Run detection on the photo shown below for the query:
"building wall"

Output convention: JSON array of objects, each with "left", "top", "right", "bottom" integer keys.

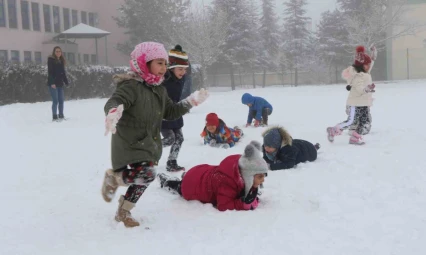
[
  {"left": 388, "top": 1, "right": 426, "bottom": 80},
  {"left": 0, "top": 0, "right": 128, "bottom": 66}
]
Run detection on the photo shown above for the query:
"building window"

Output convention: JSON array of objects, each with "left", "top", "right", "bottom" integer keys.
[
  {"left": 88, "top": 12, "right": 95, "bottom": 26},
  {"left": 91, "top": 54, "right": 97, "bottom": 64},
  {"left": 24, "top": 51, "right": 31, "bottom": 63},
  {"left": 7, "top": 0, "right": 17, "bottom": 28},
  {"left": 71, "top": 9, "right": 77, "bottom": 26},
  {"left": 81, "top": 11, "right": 87, "bottom": 24},
  {"left": 77, "top": 53, "right": 81, "bottom": 64},
  {"left": 67, "top": 52, "right": 75, "bottom": 65},
  {"left": 34, "top": 51, "right": 41, "bottom": 64},
  {"left": 0, "top": 50, "right": 8, "bottom": 62},
  {"left": 43, "top": 4, "right": 51, "bottom": 32},
  {"left": 31, "top": 2, "right": 40, "bottom": 31},
  {"left": 11, "top": 50, "right": 19, "bottom": 63},
  {"left": 0, "top": 0, "right": 6, "bottom": 27},
  {"left": 53, "top": 6, "right": 60, "bottom": 33},
  {"left": 83, "top": 54, "right": 89, "bottom": 64},
  {"left": 21, "top": 0, "right": 29, "bottom": 30},
  {"left": 63, "top": 8, "right": 70, "bottom": 30}
]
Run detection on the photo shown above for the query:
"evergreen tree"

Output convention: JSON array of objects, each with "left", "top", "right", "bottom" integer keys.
[{"left": 259, "top": 0, "right": 281, "bottom": 73}]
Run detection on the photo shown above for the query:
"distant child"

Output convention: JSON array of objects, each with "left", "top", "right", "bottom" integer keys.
[
  {"left": 158, "top": 141, "right": 268, "bottom": 211},
  {"left": 262, "top": 126, "right": 320, "bottom": 170},
  {"left": 201, "top": 113, "right": 243, "bottom": 149},
  {"left": 241, "top": 93, "right": 273, "bottom": 127},
  {"left": 327, "top": 46, "right": 376, "bottom": 145},
  {"left": 344, "top": 46, "right": 377, "bottom": 135},
  {"left": 161, "top": 45, "right": 189, "bottom": 172},
  {"left": 101, "top": 42, "right": 209, "bottom": 228}
]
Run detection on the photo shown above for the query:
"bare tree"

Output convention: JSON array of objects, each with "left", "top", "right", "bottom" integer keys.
[
  {"left": 168, "top": 4, "right": 229, "bottom": 88},
  {"left": 341, "top": 0, "right": 425, "bottom": 51}
]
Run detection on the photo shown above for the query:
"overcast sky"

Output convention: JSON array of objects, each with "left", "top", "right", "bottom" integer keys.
[{"left": 193, "top": 0, "right": 338, "bottom": 28}]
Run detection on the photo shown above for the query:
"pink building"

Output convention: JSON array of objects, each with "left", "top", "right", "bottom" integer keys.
[{"left": 0, "top": 0, "right": 128, "bottom": 66}]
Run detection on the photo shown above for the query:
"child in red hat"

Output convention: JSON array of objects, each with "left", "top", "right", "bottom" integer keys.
[{"left": 201, "top": 113, "right": 243, "bottom": 149}]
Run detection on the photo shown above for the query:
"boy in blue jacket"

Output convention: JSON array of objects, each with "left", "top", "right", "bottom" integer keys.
[{"left": 241, "top": 93, "right": 273, "bottom": 127}]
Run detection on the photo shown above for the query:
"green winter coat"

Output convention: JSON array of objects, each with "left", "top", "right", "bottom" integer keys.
[{"left": 104, "top": 73, "right": 191, "bottom": 170}]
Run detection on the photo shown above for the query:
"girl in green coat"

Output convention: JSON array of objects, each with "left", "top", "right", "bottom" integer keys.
[{"left": 101, "top": 42, "right": 209, "bottom": 228}]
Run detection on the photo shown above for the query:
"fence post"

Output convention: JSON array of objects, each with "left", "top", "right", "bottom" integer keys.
[{"left": 407, "top": 48, "right": 409, "bottom": 80}]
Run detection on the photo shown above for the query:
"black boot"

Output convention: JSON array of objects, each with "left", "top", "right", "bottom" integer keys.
[
  {"left": 166, "top": 160, "right": 185, "bottom": 172},
  {"left": 314, "top": 143, "right": 321, "bottom": 151},
  {"left": 58, "top": 114, "right": 66, "bottom": 121},
  {"left": 52, "top": 115, "right": 58, "bottom": 122}
]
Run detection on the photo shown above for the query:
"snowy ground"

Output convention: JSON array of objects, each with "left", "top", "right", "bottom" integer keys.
[{"left": 1, "top": 81, "right": 426, "bottom": 255}]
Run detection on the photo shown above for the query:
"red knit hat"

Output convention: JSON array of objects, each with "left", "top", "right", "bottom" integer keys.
[
  {"left": 206, "top": 113, "right": 219, "bottom": 127},
  {"left": 354, "top": 46, "right": 372, "bottom": 66}
]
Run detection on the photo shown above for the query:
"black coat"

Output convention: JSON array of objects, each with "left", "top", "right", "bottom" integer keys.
[
  {"left": 47, "top": 56, "right": 68, "bottom": 87},
  {"left": 161, "top": 70, "right": 185, "bottom": 130},
  {"left": 263, "top": 139, "right": 317, "bottom": 170}
]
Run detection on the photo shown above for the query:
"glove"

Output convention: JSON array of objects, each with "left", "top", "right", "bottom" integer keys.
[
  {"left": 209, "top": 139, "right": 217, "bottom": 147},
  {"left": 104, "top": 104, "right": 124, "bottom": 136},
  {"left": 245, "top": 123, "right": 251, "bottom": 127},
  {"left": 346, "top": 85, "right": 351, "bottom": 91},
  {"left": 370, "top": 45, "right": 377, "bottom": 61},
  {"left": 184, "top": 88, "right": 209, "bottom": 107},
  {"left": 254, "top": 120, "right": 260, "bottom": 127},
  {"left": 364, "top": 83, "right": 376, "bottom": 93},
  {"left": 220, "top": 144, "right": 230, "bottom": 149}
]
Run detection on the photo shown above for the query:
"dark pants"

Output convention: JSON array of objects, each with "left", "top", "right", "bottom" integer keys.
[
  {"left": 48, "top": 86, "right": 64, "bottom": 117},
  {"left": 161, "top": 128, "right": 184, "bottom": 161},
  {"left": 250, "top": 108, "right": 272, "bottom": 125},
  {"left": 114, "top": 162, "right": 156, "bottom": 203}
]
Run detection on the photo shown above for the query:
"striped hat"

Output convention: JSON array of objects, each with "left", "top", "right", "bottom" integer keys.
[{"left": 168, "top": 45, "right": 189, "bottom": 69}]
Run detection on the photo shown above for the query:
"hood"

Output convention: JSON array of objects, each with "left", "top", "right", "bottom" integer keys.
[
  {"left": 262, "top": 126, "right": 293, "bottom": 146},
  {"left": 112, "top": 72, "right": 145, "bottom": 86},
  {"left": 341, "top": 66, "right": 357, "bottom": 84},
  {"left": 241, "top": 93, "right": 254, "bottom": 104},
  {"left": 217, "top": 154, "right": 243, "bottom": 183}
]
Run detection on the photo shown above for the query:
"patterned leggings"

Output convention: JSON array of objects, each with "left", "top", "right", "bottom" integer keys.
[
  {"left": 115, "top": 162, "right": 156, "bottom": 203},
  {"left": 346, "top": 105, "right": 372, "bottom": 134},
  {"left": 337, "top": 106, "right": 370, "bottom": 135},
  {"left": 161, "top": 128, "right": 184, "bottom": 161}
]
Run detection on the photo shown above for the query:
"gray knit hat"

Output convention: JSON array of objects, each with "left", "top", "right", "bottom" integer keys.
[
  {"left": 238, "top": 141, "right": 269, "bottom": 196},
  {"left": 263, "top": 128, "right": 282, "bottom": 149}
]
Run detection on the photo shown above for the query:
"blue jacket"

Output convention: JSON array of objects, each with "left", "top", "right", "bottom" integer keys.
[{"left": 241, "top": 93, "right": 273, "bottom": 123}]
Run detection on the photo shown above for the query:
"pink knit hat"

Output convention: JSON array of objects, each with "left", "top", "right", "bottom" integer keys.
[{"left": 129, "top": 42, "right": 168, "bottom": 85}]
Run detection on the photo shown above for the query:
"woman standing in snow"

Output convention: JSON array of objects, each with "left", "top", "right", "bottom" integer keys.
[
  {"left": 158, "top": 141, "right": 268, "bottom": 211},
  {"left": 101, "top": 42, "right": 209, "bottom": 228},
  {"left": 327, "top": 46, "right": 376, "bottom": 145},
  {"left": 161, "top": 45, "right": 189, "bottom": 172},
  {"left": 47, "top": 46, "right": 69, "bottom": 121}
]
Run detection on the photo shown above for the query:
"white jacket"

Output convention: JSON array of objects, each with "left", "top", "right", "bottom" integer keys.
[{"left": 342, "top": 66, "right": 373, "bottom": 107}]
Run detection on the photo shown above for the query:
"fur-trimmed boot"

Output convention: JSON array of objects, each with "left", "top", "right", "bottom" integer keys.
[
  {"left": 101, "top": 169, "right": 128, "bottom": 202},
  {"left": 115, "top": 195, "right": 140, "bottom": 228},
  {"left": 349, "top": 131, "right": 365, "bottom": 145},
  {"left": 326, "top": 126, "right": 342, "bottom": 142}
]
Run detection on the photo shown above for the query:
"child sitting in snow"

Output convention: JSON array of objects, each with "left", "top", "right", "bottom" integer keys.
[
  {"left": 262, "top": 126, "right": 320, "bottom": 170},
  {"left": 241, "top": 93, "right": 273, "bottom": 127},
  {"left": 201, "top": 113, "right": 243, "bottom": 149},
  {"left": 158, "top": 141, "right": 268, "bottom": 211}
]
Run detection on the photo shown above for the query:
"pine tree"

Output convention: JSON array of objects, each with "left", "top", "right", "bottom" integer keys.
[
  {"left": 282, "top": 0, "right": 311, "bottom": 86},
  {"left": 258, "top": 0, "right": 281, "bottom": 87}
]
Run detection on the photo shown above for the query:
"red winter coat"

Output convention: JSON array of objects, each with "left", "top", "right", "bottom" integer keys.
[{"left": 181, "top": 154, "right": 259, "bottom": 211}]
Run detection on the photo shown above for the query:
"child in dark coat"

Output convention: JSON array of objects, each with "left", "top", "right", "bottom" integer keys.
[
  {"left": 262, "top": 127, "right": 320, "bottom": 170},
  {"left": 158, "top": 141, "right": 268, "bottom": 211},
  {"left": 201, "top": 113, "right": 243, "bottom": 149},
  {"left": 241, "top": 93, "right": 273, "bottom": 127},
  {"left": 161, "top": 45, "right": 189, "bottom": 172}
]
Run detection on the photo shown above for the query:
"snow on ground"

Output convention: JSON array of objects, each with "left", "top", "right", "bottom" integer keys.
[{"left": 1, "top": 81, "right": 426, "bottom": 255}]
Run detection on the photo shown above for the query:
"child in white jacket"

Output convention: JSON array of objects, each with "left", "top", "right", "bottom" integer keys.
[{"left": 327, "top": 46, "right": 376, "bottom": 145}]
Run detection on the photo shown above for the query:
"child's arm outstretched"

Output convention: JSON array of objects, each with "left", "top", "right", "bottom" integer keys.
[{"left": 164, "top": 89, "right": 209, "bottom": 120}]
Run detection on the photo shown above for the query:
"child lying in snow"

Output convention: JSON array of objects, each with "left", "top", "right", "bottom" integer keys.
[
  {"left": 200, "top": 113, "right": 243, "bottom": 149},
  {"left": 158, "top": 141, "right": 268, "bottom": 211}
]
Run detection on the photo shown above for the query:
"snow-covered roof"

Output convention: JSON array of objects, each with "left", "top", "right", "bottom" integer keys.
[{"left": 54, "top": 23, "right": 110, "bottom": 39}]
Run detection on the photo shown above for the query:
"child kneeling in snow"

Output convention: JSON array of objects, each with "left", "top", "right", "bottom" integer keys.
[
  {"left": 262, "top": 127, "right": 320, "bottom": 170},
  {"left": 327, "top": 46, "right": 375, "bottom": 145},
  {"left": 201, "top": 113, "right": 243, "bottom": 149},
  {"left": 158, "top": 141, "right": 268, "bottom": 211},
  {"left": 241, "top": 93, "right": 273, "bottom": 127}
]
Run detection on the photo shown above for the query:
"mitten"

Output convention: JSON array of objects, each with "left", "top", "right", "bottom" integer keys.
[
  {"left": 104, "top": 104, "right": 124, "bottom": 136},
  {"left": 184, "top": 88, "right": 209, "bottom": 107},
  {"left": 209, "top": 139, "right": 217, "bottom": 147},
  {"left": 346, "top": 85, "right": 351, "bottom": 91},
  {"left": 245, "top": 123, "right": 251, "bottom": 127},
  {"left": 370, "top": 46, "right": 378, "bottom": 61},
  {"left": 364, "top": 83, "right": 376, "bottom": 93},
  {"left": 254, "top": 120, "right": 260, "bottom": 127},
  {"left": 221, "top": 144, "right": 230, "bottom": 149}
]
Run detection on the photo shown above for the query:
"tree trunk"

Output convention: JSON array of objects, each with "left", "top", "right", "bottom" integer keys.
[
  {"left": 295, "top": 66, "right": 298, "bottom": 87},
  {"left": 230, "top": 63, "right": 235, "bottom": 91},
  {"left": 201, "top": 64, "right": 207, "bottom": 89},
  {"left": 262, "top": 69, "right": 266, "bottom": 88},
  {"left": 252, "top": 72, "right": 256, "bottom": 88},
  {"left": 281, "top": 66, "right": 285, "bottom": 86}
]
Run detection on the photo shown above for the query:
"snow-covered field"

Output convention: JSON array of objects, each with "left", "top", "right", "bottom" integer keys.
[{"left": 1, "top": 81, "right": 425, "bottom": 255}]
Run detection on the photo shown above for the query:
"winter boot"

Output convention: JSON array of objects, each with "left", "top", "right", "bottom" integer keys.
[
  {"left": 115, "top": 195, "right": 140, "bottom": 228},
  {"left": 166, "top": 160, "right": 185, "bottom": 172},
  {"left": 101, "top": 169, "right": 128, "bottom": 203},
  {"left": 52, "top": 115, "right": 58, "bottom": 122},
  {"left": 314, "top": 143, "right": 321, "bottom": 150},
  {"left": 58, "top": 114, "right": 66, "bottom": 121},
  {"left": 349, "top": 131, "right": 365, "bottom": 145},
  {"left": 157, "top": 173, "right": 180, "bottom": 188},
  {"left": 326, "top": 126, "right": 342, "bottom": 142}
]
